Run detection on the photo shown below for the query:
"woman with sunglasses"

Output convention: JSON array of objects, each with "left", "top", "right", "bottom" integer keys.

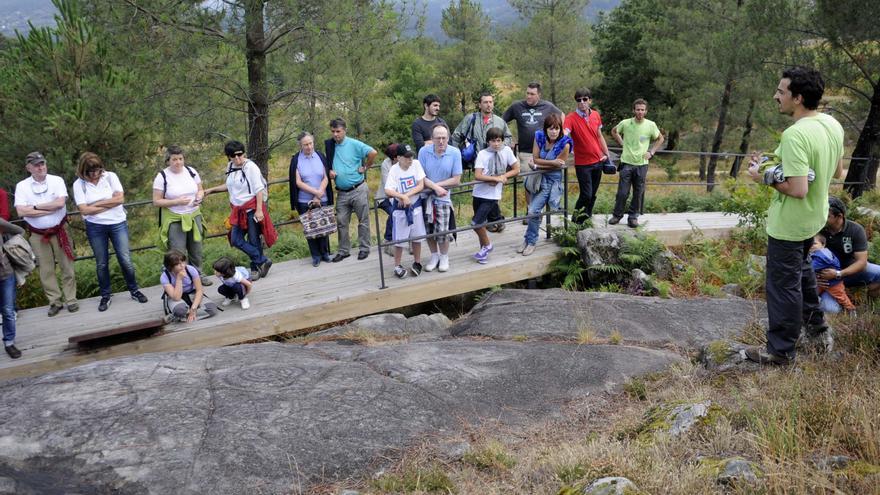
[
  {"left": 72, "top": 152, "right": 149, "bottom": 312},
  {"left": 14, "top": 151, "right": 78, "bottom": 316}
]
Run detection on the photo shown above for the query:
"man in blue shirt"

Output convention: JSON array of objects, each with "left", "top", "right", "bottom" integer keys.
[
  {"left": 325, "top": 118, "right": 377, "bottom": 261},
  {"left": 418, "top": 124, "right": 462, "bottom": 272}
]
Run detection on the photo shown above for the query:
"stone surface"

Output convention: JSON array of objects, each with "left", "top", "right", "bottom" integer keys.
[
  {"left": 668, "top": 402, "right": 710, "bottom": 437},
  {"left": 0, "top": 340, "right": 681, "bottom": 494},
  {"left": 720, "top": 283, "right": 743, "bottom": 298},
  {"left": 717, "top": 457, "right": 760, "bottom": 485},
  {"left": 450, "top": 289, "right": 765, "bottom": 348},
  {"left": 815, "top": 455, "right": 852, "bottom": 471},
  {"left": 699, "top": 340, "right": 762, "bottom": 372},
  {"left": 583, "top": 476, "right": 639, "bottom": 494},
  {"left": 313, "top": 312, "right": 451, "bottom": 338}
]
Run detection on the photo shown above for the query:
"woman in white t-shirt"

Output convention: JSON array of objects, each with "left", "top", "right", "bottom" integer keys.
[
  {"left": 73, "top": 152, "right": 148, "bottom": 312},
  {"left": 151, "top": 145, "right": 211, "bottom": 286}
]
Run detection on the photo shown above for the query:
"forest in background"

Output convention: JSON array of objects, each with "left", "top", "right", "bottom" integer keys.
[{"left": 0, "top": 0, "right": 877, "bottom": 199}]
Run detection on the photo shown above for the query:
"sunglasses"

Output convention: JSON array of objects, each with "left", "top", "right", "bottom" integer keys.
[
  {"left": 576, "top": 97, "right": 591, "bottom": 102},
  {"left": 228, "top": 151, "right": 245, "bottom": 158},
  {"left": 30, "top": 181, "right": 49, "bottom": 195}
]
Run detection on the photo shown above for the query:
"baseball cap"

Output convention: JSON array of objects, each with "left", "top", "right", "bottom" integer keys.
[
  {"left": 25, "top": 152, "right": 46, "bottom": 166},
  {"left": 397, "top": 144, "right": 414, "bottom": 158},
  {"left": 828, "top": 196, "right": 846, "bottom": 216}
]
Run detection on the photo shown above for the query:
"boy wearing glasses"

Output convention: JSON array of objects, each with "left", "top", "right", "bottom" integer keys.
[{"left": 14, "top": 152, "right": 78, "bottom": 316}]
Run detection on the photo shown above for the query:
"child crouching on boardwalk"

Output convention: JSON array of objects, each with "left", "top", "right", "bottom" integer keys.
[
  {"left": 161, "top": 249, "right": 217, "bottom": 323},
  {"left": 213, "top": 256, "right": 254, "bottom": 309}
]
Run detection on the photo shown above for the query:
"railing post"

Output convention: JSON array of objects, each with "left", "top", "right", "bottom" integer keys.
[
  {"left": 563, "top": 166, "right": 569, "bottom": 231},
  {"left": 513, "top": 175, "right": 518, "bottom": 219},
  {"left": 373, "top": 200, "right": 387, "bottom": 289}
]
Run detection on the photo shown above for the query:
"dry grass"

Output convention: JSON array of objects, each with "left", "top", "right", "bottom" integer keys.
[{"left": 323, "top": 311, "right": 880, "bottom": 495}]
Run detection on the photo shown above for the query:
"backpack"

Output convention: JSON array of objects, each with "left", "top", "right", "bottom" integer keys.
[
  {"left": 2, "top": 234, "right": 37, "bottom": 287},
  {"left": 226, "top": 161, "right": 269, "bottom": 202},
  {"left": 460, "top": 113, "right": 478, "bottom": 168},
  {"left": 160, "top": 265, "right": 199, "bottom": 316}
]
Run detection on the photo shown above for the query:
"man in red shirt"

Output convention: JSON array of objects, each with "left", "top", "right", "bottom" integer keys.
[{"left": 564, "top": 88, "right": 611, "bottom": 225}]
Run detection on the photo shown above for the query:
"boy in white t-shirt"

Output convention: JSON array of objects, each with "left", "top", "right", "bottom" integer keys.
[
  {"left": 472, "top": 127, "right": 519, "bottom": 264},
  {"left": 383, "top": 144, "right": 426, "bottom": 278}
]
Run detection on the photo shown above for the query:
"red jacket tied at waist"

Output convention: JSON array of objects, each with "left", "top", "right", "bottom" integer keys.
[
  {"left": 228, "top": 198, "right": 278, "bottom": 248},
  {"left": 26, "top": 216, "right": 75, "bottom": 260}
]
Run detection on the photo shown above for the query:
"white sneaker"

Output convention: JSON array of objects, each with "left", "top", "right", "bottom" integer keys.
[
  {"left": 240, "top": 298, "right": 251, "bottom": 310},
  {"left": 425, "top": 253, "right": 440, "bottom": 272},
  {"left": 438, "top": 255, "right": 449, "bottom": 272},
  {"left": 221, "top": 298, "right": 234, "bottom": 307}
]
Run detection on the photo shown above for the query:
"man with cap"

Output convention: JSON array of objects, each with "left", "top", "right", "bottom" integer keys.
[
  {"left": 14, "top": 152, "right": 78, "bottom": 316},
  {"left": 816, "top": 196, "right": 880, "bottom": 312}
]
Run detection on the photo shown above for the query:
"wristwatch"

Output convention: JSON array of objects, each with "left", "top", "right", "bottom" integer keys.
[{"left": 835, "top": 270, "right": 842, "bottom": 280}]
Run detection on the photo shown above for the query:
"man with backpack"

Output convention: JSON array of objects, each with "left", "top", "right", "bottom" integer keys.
[{"left": 451, "top": 92, "right": 512, "bottom": 163}]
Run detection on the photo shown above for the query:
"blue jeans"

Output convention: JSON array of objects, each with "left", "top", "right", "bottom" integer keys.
[
  {"left": 231, "top": 210, "right": 268, "bottom": 269},
  {"left": 1, "top": 275, "right": 16, "bottom": 344},
  {"left": 85, "top": 220, "right": 140, "bottom": 298},
  {"left": 524, "top": 172, "right": 564, "bottom": 246},
  {"left": 378, "top": 199, "right": 394, "bottom": 242},
  {"left": 819, "top": 262, "right": 880, "bottom": 313}
]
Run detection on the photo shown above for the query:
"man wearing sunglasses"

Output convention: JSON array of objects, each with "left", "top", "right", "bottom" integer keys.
[
  {"left": 14, "top": 152, "right": 78, "bottom": 316},
  {"left": 564, "top": 89, "right": 612, "bottom": 225}
]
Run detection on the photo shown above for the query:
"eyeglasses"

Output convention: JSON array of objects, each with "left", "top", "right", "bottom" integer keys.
[
  {"left": 576, "top": 97, "right": 591, "bottom": 102},
  {"left": 87, "top": 167, "right": 104, "bottom": 175},
  {"left": 30, "top": 181, "right": 49, "bottom": 195}
]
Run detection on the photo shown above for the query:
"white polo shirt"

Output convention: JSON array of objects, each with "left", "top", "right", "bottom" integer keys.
[
  {"left": 72, "top": 172, "right": 127, "bottom": 225},
  {"left": 14, "top": 174, "right": 68, "bottom": 229},
  {"left": 225, "top": 159, "right": 266, "bottom": 207}
]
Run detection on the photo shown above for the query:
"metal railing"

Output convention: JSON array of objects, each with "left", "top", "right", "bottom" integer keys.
[{"left": 5, "top": 148, "right": 873, "bottom": 267}]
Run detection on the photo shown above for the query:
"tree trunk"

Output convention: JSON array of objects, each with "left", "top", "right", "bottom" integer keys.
[
  {"left": 844, "top": 82, "right": 880, "bottom": 198},
  {"left": 730, "top": 98, "right": 755, "bottom": 178},
  {"left": 699, "top": 133, "right": 708, "bottom": 181},
  {"left": 707, "top": 75, "right": 734, "bottom": 192},
  {"left": 666, "top": 129, "right": 679, "bottom": 151},
  {"left": 245, "top": 0, "right": 270, "bottom": 178}
]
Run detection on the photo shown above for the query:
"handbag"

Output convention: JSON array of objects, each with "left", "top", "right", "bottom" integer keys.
[
  {"left": 602, "top": 158, "right": 617, "bottom": 175},
  {"left": 300, "top": 204, "right": 337, "bottom": 239}
]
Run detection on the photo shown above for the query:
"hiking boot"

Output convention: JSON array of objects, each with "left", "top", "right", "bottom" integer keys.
[
  {"left": 394, "top": 265, "right": 407, "bottom": 278},
  {"left": 5, "top": 344, "right": 21, "bottom": 359},
  {"left": 799, "top": 324, "right": 835, "bottom": 354},
  {"left": 48, "top": 304, "right": 63, "bottom": 317},
  {"left": 744, "top": 347, "right": 793, "bottom": 366},
  {"left": 250, "top": 270, "right": 261, "bottom": 282},
  {"left": 522, "top": 244, "right": 536, "bottom": 256},
  {"left": 131, "top": 291, "right": 148, "bottom": 304},
  {"left": 608, "top": 215, "right": 623, "bottom": 225},
  {"left": 627, "top": 217, "right": 639, "bottom": 228},
  {"left": 516, "top": 241, "right": 527, "bottom": 254},
  {"left": 67, "top": 303, "right": 79, "bottom": 313},
  {"left": 258, "top": 259, "right": 273, "bottom": 278},
  {"left": 357, "top": 251, "right": 369, "bottom": 260},
  {"left": 98, "top": 296, "right": 111, "bottom": 312},
  {"left": 411, "top": 262, "right": 422, "bottom": 277},
  {"left": 332, "top": 253, "right": 350, "bottom": 263}
]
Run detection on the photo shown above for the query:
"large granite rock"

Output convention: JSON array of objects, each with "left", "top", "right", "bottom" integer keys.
[
  {"left": 0, "top": 340, "right": 682, "bottom": 494},
  {"left": 449, "top": 289, "right": 766, "bottom": 348}
]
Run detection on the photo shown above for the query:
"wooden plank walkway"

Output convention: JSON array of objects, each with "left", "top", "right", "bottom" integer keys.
[{"left": 1, "top": 211, "right": 742, "bottom": 381}]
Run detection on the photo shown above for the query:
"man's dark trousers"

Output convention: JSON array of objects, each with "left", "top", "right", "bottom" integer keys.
[
  {"left": 613, "top": 163, "right": 648, "bottom": 218},
  {"left": 765, "top": 236, "right": 826, "bottom": 358}
]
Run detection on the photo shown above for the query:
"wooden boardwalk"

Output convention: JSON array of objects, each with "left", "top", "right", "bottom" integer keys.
[{"left": 1, "top": 212, "right": 742, "bottom": 381}]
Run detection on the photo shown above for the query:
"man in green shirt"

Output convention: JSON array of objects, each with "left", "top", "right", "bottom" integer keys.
[
  {"left": 746, "top": 66, "right": 845, "bottom": 365},
  {"left": 610, "top": 99, "right": 664, "bottom": 227}
]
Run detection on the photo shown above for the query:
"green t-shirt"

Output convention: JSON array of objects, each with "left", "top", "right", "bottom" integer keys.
[
  {"left": 614, "top": 118, "right": 661, "bottom": 165},
  {"left": 766, "top": 113, "right": 844, "bottom": 241}
]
